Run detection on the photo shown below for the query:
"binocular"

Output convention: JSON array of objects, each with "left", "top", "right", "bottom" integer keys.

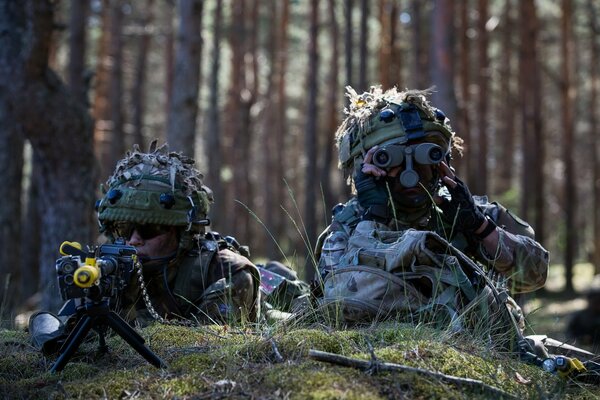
[{"left": 372, "top": 143, "right": 445, "bottom": 169}]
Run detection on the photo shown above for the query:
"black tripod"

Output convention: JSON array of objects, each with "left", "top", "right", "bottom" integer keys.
[{"left": 50, "top": 301, "right": 167, "bottom": 373}]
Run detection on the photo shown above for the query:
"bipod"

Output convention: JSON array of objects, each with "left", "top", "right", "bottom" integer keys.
[{"left": 50, "top": 301, "right": 167, "bottom": 373}]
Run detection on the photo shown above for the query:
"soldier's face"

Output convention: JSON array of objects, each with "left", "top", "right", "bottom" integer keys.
[{"left": 126, "top": 226, "right": 179, "bottom": 258}]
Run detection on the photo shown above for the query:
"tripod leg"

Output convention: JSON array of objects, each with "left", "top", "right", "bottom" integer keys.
[
  {"left": 50, "top": 315, "right": 95, "bottom": 373},
  {"left": 106, "top": 311, "right": 167, "bottom": 369}
]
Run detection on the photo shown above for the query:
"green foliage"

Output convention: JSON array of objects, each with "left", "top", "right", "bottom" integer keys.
[{"left": 0, "top": 323, "right": 598, "bottom": 399}]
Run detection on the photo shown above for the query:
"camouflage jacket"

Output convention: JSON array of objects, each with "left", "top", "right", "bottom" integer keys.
[
  {"left": 316, "top": 196, "right": 549, "bottom": 294},
  {"left": 120, "top": 237, "right": 261, "bottom": 326}
]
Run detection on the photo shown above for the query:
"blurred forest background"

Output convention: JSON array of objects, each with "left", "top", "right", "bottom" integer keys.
[{"left": 0, "top": 0, "right": 598, "bottom": 317}]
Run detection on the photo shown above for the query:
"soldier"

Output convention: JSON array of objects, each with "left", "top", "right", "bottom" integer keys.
[
  {"left": 30, "top": 142, "right": 262, "bottom": 353},
  {"left": 315, "top": 87, "right": 549, "bottom": 340}
]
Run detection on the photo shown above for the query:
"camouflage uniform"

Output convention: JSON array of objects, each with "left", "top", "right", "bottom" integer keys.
[
  {"left": 96, "top": 143, "right": 261, "bottom": 326},
  {"left": 314, "top": 87, "right": 549, "bottom": 337}
]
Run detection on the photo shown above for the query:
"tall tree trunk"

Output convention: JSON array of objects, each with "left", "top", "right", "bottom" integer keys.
[
  {"left": 67, "top": 0, "right": 89, "bottom": 104},
  {"left": 108, "top": 0, "right": 125, "bottom": 166},
  {"left": 166, "top": 0, "right": 203, "bottom": 154},
  {"left": 589, "top": 0, "right": 600, "bottom": 275},
  {"left": 0, "top": 0, "right": 95, "bottom": 311},
  {"left": 378, "top": 0, "right": 400, "bottom": 88},
  {"left": 274, "top": 0, "right": 290, "bottom": 255},
  {"left": 358, "top": 0, "right": 368, "bottom": 91},
  {"left": 206, "top": 0, "right": 223, "bottom": 231},
  {"left": 473, "top": 0, "right": 489, "bottom": 195},
  {"left": 496, "top": 0, "right": 516, "bottom": 194},
  {"left": 21, "top": 151, "right": 42, "bottom": 302},
  {"left": 430, "top": 0, "right": 457, "bottom": 123},
  {"left": 131, "top": 0, "right": 155, "bottom": 149},
  {"left": 164, "top": 1, "right": 175, "bottom": 130},
  {"left": 304, "top": 0, "right": 319, "bottom": 281},
  {"left": 457, "top": 0, "right": 471, "bottom": 182},
  {"left": 0, "top": 126, "right": 23, "bottom": 313},
  {"left": 344, "top": 0, "right": 354, "bottom": 92},
  {"left": 561, "top": 0, "right": 576, "bottom": 292},
  {"left": 92, "top": 0, "right": 112, "bottom": 182},
  {"left": 412, "top": 0, "right": 428, "bottom": 89},
  {"left": 320, "top": 0, "right": 340, "bottom": 216}
]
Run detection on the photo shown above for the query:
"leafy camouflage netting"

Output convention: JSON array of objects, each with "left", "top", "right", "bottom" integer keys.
[{"left": 335, "top": 86, "right": 461, "bottom": 172}]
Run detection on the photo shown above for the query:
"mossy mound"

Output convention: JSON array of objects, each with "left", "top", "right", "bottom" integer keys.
[{"left": 0, "top": 323, "right": 597, "bottom": 399}]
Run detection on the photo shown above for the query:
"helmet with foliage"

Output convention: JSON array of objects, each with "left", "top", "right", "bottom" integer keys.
[
  {"left": 97, "top": 141, "right": 213, "bottom": 245},
  {"left": 336, "top": 86, "right": 460, "bottom": 174}
]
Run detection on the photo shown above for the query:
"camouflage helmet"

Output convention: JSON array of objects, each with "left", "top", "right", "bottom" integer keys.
[
  {"left": 336, "top": 86, "right": 457, "bottom": 174},
  {"left": 97, "top": 142, "right": 213, "bottom": 237}
]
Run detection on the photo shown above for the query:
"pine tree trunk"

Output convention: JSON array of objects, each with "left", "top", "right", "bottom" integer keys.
[
  {"left": 0, "top": 0, "right": 95, "bottom": 311},
  {"left": 589, "top": 0, "right": 600, "bottom": 275},
  {"left": 412, "top": 0, "right": 429, "bottom": 89},
  {"left": 166, "top": 0, "right": 203, "bottom": 154},
  {"left": 473, "top": 0, "right": 489, "bottom": 195},
  {"left": 561, "top": 0, "right": 576, "bottom": 292},
  {"left": 206, "top": 0, "right": 224, "bottom": 231},
  {"left": 304, "top": 0, "right": 319, "bottom": 281},
  {"left": 358, "top": 0, "right": 368, "bottom": 91},
  {"left": 67, "top": 0, "right": 90, "bottom": 104},
  {"left": 430, "top": 0, "right": 457, "bottom": 124},
  {"left": 456, "top": 0, "right": 471, "bottom": 180},
  {"left": 496, "top": 0, "right": 516, "bottom": 194},
  {"left": 131, "top": 0, "right": 155, "bottom": 150},
  {"left": 108, "top": 0, "right": 125, "bottom": 165}
]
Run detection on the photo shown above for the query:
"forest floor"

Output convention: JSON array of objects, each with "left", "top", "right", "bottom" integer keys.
[{"left": 0, "top": 263, "right": 599, "bottom": 399}]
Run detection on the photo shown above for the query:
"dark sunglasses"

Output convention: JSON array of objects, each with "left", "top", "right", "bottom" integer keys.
[{"left": 114, "top": 223, "right": 172, "bottom": 240}]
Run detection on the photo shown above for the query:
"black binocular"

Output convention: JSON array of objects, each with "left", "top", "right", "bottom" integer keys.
[{"left": 372, "top": 143, "right": 445, "bottom": 169}]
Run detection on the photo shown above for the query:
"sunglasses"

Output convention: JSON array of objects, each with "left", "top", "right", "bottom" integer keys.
[{"left": 114, "top": 223, "right": 172, "bottom": 240}]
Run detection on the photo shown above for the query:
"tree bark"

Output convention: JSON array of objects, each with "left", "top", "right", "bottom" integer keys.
[
  {"left": 320, "top": 0, "right": 340, "bottom": 216},
  {"left": 457, "top": 0, "right": 471, "bottom": 182},
  {"left": 358, "top": 0, "right": 369, "bottom": 91},
  {"left": 412, "top": 0, "right": 428, "bottom": 89},
  {"left": 108, "top": 0, "right": 125, "bottom": 166},
  {"left": 561, "top": 0, "right": 576, "bottom": 292},
  {"left": 496, "top": 0, "right": 516, "bottom": 194},
  {"left": 430, "top": 0, "right": 457, "bottom": 125},
  {"left": 67, "top": 0, "right": 90, "bottom": 105},
  {"left": 344, "top": 0, "right": 354, "bottom": 93},
  {"left": 206, "top": 0, "right": 224, "bottom": 231},
  {"left": 0, "top": 0, "right": 95, "bottom": 311},
  {"left": 304, "top": 0, "right": 319, "bottom": 281},
  {"left": 92, "top": 0, "right": 113, "bottom": 182},
  {"left": 473, "top": 0, "right": 489, "bottom": 195},
  {"left": 589, "top": 0, "right": 600, "bottom": 274},
  {"left": 166, "top": 0, "right": 203, "bottom": 154},
  {"left": 131, "top": 0, "right": 155, "bottom": 150}
]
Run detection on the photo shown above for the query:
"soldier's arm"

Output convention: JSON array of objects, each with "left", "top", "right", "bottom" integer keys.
[{"left": 476, "top": 205, "right": 549, "bottom": 293}]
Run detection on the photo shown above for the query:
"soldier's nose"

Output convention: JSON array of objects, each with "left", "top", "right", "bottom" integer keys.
[{"left": 127, "top": 229, "right": 144, "bottom": 246}]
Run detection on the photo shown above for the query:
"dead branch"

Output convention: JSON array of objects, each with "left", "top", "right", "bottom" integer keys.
[{"left": 308, "top": 349, "right": 518, "bottom": 400}]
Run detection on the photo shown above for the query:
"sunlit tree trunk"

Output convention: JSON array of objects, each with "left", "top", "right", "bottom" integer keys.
[
  {"left": 378, "top": 0, "right": 400, "bottom": 88},
  {"left": 358, "top": 0, "right": 368, "bottom": 91},
  {"left": 166, "top": 0, "right": 203, "bottom": 154},
  {"left": 304, "top": 0, "right": 319, "bottom": 281},
  {"left": 412, "top": 0, "right": 428, "bottom": 89},
  {"left": 496, "top": 0, "right": 516, "bottom": 194},
  {"left": 472, "top": 0, "right": 489, "bottom": 195},
  {"left": 320, "top": 0, "right": 340, "bottom": 216},
  {"left": 344, "top": 0, "right": 354, "bottom": 93}
]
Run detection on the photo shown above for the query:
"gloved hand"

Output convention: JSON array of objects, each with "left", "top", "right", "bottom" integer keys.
[
  {"left": 437, "top": 175, "right": 486, "bottom": 236},
  {"left": 354, "top": 167, "right": 390, "bottom": 222}
]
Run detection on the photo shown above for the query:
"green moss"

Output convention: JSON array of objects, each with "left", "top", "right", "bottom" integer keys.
[
  {"left": 61, "top": 369, "right": 143, "bottom": 399},
  {"left": 261, "top": 363, "right": 384, "bottom": 400}
]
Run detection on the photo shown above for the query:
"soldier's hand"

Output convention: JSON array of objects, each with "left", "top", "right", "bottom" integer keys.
[
  {"left": 434, "top": 162, "right": 487, "bottom": 236},
  {"left": 354, "top": 146, "right": 390, "bottom": 220}
]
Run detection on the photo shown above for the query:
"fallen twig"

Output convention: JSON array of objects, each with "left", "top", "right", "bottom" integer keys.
[
  {"left": 269, "top": 338, "right": 284, "bottom": 363},
  {"left": 308, "top": 349, "right": 518, "bottom": 400}
]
